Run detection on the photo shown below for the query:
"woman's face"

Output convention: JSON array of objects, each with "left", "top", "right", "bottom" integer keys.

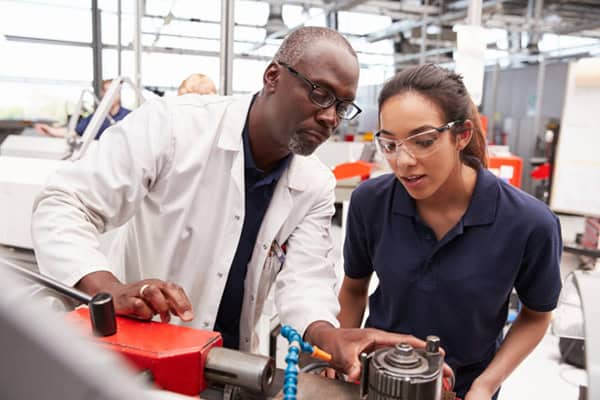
[{"left": 378, "top": 92, "right": 467, "bottom": 201}]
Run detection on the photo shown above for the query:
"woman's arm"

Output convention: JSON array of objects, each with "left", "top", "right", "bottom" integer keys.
[
  {"left": 338, "top": 275, "right": 371, "bottom": 328},
  {"left": 466, "top": 305, "right": 552, "bottom": 399}
]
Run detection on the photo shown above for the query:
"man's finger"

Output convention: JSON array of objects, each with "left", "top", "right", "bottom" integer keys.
[
  {"left": 129, "top": 298, "right": 154, "bottom": 320},
  {"left": 162, "top": 281, "right": 194, "bottom": 321},
  {"left": 321, "top": 368, "right": 337, "bottom": 380},
  {"left": 368, "top": 330, "right": 426, "bottom": 350},
  {"left": 140, "top": 283, "right": 171, "bottom": 322},
  {"left": 346, "top": 362, "right": 361, "bottom": 382}
]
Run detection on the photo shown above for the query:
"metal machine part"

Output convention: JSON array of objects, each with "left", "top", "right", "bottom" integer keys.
[
  {"left": 360, "top": 336, "right": 444, "bottom": 400},
  {"left": 1, "top": 258, "right": 116, "bottom": 336},
  {"left": 205, "top": 347, "right": 275, "bottom": 394}
]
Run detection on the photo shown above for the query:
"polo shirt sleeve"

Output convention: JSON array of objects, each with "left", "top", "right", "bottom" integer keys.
[
  {"left": 75, "top": 114, "right": 92, "bottom": 136},
  {"left": 343, "top": 187, "right": 374, "bottom": 279},
  {"left": 515, "top": 211, "right": 563, "bottom": 312}
]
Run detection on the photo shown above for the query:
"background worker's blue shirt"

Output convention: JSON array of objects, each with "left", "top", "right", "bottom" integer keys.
[
  {"left": 344, "top": 167, "right": 562, "bottom": 398},
  {"left": 214, "top": 103, "right": 291, "bottom": 349},
  {"left": 75, "top": 106, "right": 130, "bottom": 140}
]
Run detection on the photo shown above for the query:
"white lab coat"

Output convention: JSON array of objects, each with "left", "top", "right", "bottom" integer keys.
[{"left": 32, "top": 94, "right": 340, "bottom": 352}]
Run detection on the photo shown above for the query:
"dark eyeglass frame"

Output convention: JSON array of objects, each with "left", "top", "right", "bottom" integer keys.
[
  {"left": 277, "top": 61, "right": 362, "bottom": 120},
  {"left": 375, "top": 120, "right": 464, "bottom": 158}
]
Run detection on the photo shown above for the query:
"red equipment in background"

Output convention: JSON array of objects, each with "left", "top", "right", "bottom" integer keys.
[
  {"left": 488, "top": 154, "right": 523, "bottom": 188},
  {"left": 332, "top": 160, "right": 373, "bottom": 181},
  {"left": 67, "top": 307, "right": 222, "bottom": 396}
]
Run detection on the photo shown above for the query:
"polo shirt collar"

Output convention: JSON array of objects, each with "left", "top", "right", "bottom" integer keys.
[
  {"left": 392, "top": 165, "right": 499, "bottom": 226},
  {"left": 463, "top": 167, "right": 498, "bottom": 226}
]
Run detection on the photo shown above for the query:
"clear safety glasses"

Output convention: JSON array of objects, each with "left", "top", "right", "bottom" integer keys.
[{"left": 375, "top": 121, "right": 464, "bottom": 159}]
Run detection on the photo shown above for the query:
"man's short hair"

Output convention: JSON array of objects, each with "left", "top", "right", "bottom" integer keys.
[
  {"left": 178, "top": 73, "right": 217, "bottom": 95},
  {"left": 273, "top": 27, "right": 356, "bottom": 66}
]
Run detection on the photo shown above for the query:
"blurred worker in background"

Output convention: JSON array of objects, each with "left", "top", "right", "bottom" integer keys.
[
  {"left": 177, "top": 73, "right": 217, "bottom": 96},
  {"left": 32, "top": 26, "right": 420, "bottom": 381},
  {"left": 34, "top": 78, "right": 130, "bottom": 141},
  {"left": 337, "top": 64, "right": 562, "bottom": 399}
]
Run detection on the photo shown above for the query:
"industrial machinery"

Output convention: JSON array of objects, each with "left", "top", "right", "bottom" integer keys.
[
  {"left": 553, "top": 269, "right": 600, "bottom": 399},
  {"left": 1, "top": 257, "right": 458, "bottom": 400},
  {"left": 1, "top": 258, "right": 276, "bottom": 398},
  {"left": 0, "top": 77, "right": 139, "bottom": 250},
  {"left": 359, "top": 337, "right": 449, "bottom": 400}
]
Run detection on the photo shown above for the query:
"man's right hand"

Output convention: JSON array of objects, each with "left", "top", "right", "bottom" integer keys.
[
  {"left": 76, "top": 271, "right": 194, "bottom": 323},
  {"left": 304, "top": 322, "right": 427, "bottom": 381}
]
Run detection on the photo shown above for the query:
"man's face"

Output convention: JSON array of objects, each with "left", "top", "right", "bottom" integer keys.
[{"left": 272, "top": 41, "right": 359, "bottom": 156}]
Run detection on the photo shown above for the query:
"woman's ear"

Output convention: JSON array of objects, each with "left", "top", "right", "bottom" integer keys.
[
  {"left": 456, "top": 119, "right": 474, "bottom": 151},
  {"left": 263, "top": 62, "right": 280, "bottom": 93}
]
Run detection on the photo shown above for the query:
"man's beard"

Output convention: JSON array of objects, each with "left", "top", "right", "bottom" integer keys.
[{"left": 288, "top": 131, "right": 320, "bottom": 156}]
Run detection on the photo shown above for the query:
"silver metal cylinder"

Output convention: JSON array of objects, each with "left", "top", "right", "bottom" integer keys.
[
  {"left": 361, "top": 336, "right": 444, "bottom": 400},
  {"left": 204, "top": 347, "right": 275, "bottom": 393}
]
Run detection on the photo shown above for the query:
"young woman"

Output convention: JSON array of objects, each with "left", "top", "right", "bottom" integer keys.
[{"left": 339, "top": 64, "right": 562, "bottom": 400}]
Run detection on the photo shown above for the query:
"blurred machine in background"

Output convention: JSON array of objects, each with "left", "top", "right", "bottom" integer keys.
[
  {"left": 0, "top": 78, "right": 138, "bottom": 250},
  {"left": 553, "top": 270, "right": 600, "bottom": 400}
]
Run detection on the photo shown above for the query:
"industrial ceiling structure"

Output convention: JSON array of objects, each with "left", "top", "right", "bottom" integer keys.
[{"left": 254, "top": 0, "right": 600, "bottom": 67}]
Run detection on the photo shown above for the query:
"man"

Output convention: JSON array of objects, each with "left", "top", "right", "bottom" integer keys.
[
  {"left": 35, "top": 79, "right": 130, "bottom": 140},
  {"left": 177, "top": 73, "right": 217, "bottom": 96},
  {"left": 32, "top": 27, "right": 422, "bottom": 380}
]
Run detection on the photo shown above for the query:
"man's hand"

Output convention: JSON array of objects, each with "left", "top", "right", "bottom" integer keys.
[
  {"left": 76, "top": 271, "right": 194, "bottom": 323},
  {"left": 304, "top": 321, "right": 426, "bottom": 381}
]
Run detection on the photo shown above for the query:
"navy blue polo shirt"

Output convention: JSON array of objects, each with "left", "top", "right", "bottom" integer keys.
[
  {"left": 214, "top": 104, "right": 291, "bottom": 349},
  {"left": 344, "top": 167, "right": 562, "bottom": 398},
  {"left": 75, "top": 106, "right": 130, "bottom": 140}
]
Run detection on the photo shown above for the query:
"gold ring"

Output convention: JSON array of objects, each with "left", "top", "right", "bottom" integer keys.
[{"left": 139, "top": 283, "right": 150, "bottom": 298}]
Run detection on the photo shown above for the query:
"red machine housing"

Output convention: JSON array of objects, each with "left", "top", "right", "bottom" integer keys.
[{"left": 66, "top": 307, "right": 222, "bottom": 396}]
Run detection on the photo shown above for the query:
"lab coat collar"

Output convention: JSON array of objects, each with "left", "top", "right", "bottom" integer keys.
[
  {"left": 219, "top": 93, "right": 316, "bottom": 193},
  {"left": 217, "top": 94, "right": 254, "bottom": 152},
  {"left": 284, "top": 155, "right": 314, "bottom": 192}
]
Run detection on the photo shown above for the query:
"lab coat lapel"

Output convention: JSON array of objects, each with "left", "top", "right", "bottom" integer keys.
[
  {"left": 256, "top": 156, "right": 310, "bottom": 246},
  {"left": 259, "top": 168, "right": 293, "bottom": 244},
  {"left": 218, "top": 95, "right": 253, "bottom": 199}
]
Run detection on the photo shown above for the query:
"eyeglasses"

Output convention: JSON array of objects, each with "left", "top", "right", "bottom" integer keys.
[
  {"left": 277, "top": 61, "right": 362, "bottom": 120},
  {"left": 375, "top": 121, "right": 463, "bottom": 159}
]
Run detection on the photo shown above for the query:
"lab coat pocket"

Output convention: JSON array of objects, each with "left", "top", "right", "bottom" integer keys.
[{"left": 255, "top": 242, "right": 285, "bottom": 310}]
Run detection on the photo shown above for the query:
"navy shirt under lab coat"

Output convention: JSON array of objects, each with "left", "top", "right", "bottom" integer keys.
[
  {"left": 75, "top": 106, "right": 130, "bottom": 140},
  {"left": 344, "top": 166, "right": 562, "bottom": 398},
  {"left": 214, "top": 104, "right": 291, "bottom": 349}
]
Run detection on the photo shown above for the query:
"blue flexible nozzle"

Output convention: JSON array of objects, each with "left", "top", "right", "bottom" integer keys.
[{"left": 280, "top": 325, "right": 318, "bottom": 400}]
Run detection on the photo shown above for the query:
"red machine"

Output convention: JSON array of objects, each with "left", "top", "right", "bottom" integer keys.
[
  {"left": 67, "top": 307, "right": 222, "bottom": 395},
  {"left": 66, "top": 307, "right": 276, "bottom": 397}
]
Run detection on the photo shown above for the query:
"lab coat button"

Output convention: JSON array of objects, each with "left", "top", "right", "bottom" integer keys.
[
  {"left": 203, "top": 321, "right": 210, "bottom": 328},
  {"left": 262, "top": 244, "right": 268, "bottom": 250},
  {"left": 250, "top": 295, "right": 255, "bottom": 302},
  {"left": 244, "top": 337, "right": 249, "bottom": 343},
  {"left": 234, "top": 215, "right": 241, "bottom": 220},
  {"left": 217, "top": 272, "right": 224, "bottom": 278}
]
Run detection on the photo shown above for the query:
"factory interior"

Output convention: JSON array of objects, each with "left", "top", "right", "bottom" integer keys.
[{"left": 1, "top": 0, "right": 600, "bottom": 399}]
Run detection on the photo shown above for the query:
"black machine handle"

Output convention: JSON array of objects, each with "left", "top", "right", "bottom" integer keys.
[{"left": 1, "top": 258, "right": 117, "bottom": 336}]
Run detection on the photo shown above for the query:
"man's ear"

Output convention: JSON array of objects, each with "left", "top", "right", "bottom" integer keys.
[
  {"left": 456, "top": 119, "right": 474, "bottom": 151},
  {"left": 263, "top": 62, "right": 280, "bottom": 93}
]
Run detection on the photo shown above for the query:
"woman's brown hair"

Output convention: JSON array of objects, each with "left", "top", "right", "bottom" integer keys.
[{"left": 378, "top": 64, "right": 487, "bottom": 168}]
